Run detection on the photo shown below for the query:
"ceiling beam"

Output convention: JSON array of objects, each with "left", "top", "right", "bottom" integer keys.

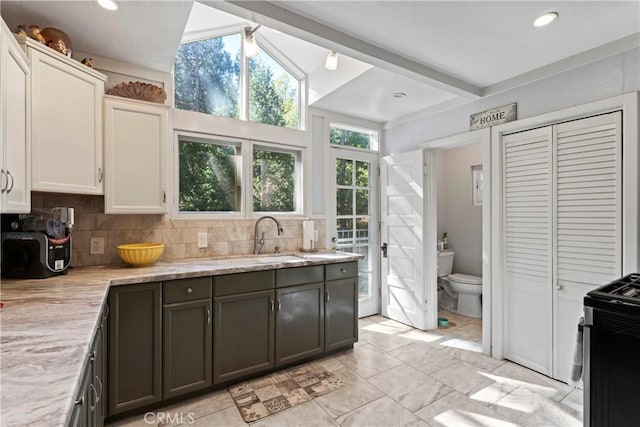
[{"left": 204, "top": 0, "right": 482, "bottom": 99}]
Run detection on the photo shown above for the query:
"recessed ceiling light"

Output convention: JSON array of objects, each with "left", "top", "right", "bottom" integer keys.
[
  {"left": 534, "top": 12, "right": 558, "bottom": 27},
  {"left": 392, "top": 92, "right": 406, "bottom": 98},
  {"left": 97, "top": 0, "right": 118, "bottom": 11}
]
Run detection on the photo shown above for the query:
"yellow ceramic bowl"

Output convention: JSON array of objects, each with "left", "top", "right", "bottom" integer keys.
[{"left": 117, "top": 243, "right": 164, "bottom": 266}]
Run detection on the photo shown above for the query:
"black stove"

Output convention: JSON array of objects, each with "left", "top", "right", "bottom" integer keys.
[{"left": 583, "top": 273, "right": 640, "bottom": 427}]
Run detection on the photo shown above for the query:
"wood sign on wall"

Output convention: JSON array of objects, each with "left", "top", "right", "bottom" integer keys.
[{"left": 470, "top": 103, "right": 517, "bottom": 130}]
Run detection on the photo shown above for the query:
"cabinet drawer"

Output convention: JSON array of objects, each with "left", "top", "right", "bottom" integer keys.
[
  {"left": 164, "top": 277, "right": 212, "bottom": 304},
  {"left": 214, "top": 270, "right": 275, "bottom": 297},
  {"left": 326, "top": 262, "right": 358, "bottom": 281},
  {"left": 276, "top": 265, "right": 324, "bottom": 288}
]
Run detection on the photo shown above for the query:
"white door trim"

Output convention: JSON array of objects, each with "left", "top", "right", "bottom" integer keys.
[
  {"left": 490, "top": 91, "right": 639, "bottom": 360},
  {"left": 421, "top": 128, "right": 492, "bottom": 354}
]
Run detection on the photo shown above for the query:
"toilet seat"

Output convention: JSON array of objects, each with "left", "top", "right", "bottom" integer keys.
[{"left": 448, "top": 273, "right": 482, "bottom": 285}]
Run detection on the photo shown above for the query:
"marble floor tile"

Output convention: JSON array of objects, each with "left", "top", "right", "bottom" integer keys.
[
  {"left": 388, "top": 341, "right": 457, "bottom": 374},
  {"left": 315, "top": 354, "right": 347, "bottom": 372},
  {"left": 315, "top": 369, "right": 385, "bottom": 418},
  {"left": 358, "top": 328, "right": 416, "bottom": 352},
  {"left": 439, "top": 346, "right": 505, "bottom": 372},
  {"left": 368, "top": 364, "right": 453, "bottom": 412},
  {"left": 431, "top": 360, "right": 498, "bottom": 396},
  {"left": 490, "top": 362, "right": 574, "bottom": 401},
  {"left": 415, "top": 391, "right": 518, "bottom": 427},
  {"left": 336, "top": 343, "right": 404, "bottom": 378},
  {"left": 397, "top": 328, "right": 446, "bottom": 345},
  {"left": 250, "top": 400, "right": 338, "bottom": 427},
  {"left": 560, "top": 388, "right": 584, "bottom": 413},
  {"left": 336, "top": 396, "right": 428, "bottom": 427},
  {"left": 159, "top": 389, "right": 235, "bottom": 423},
  {"left": 192, "top": 406, "right": 247, "bottom": 426},
  {"left": 489, "top": 386, "right": 581, "bottom": 426}
]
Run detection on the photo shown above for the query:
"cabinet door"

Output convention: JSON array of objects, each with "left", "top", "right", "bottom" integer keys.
[
  {"left": 29, "top": 48, "right": 104, "bottom": 194},
  {"left": 89, "top": 324, "right": 102, "bottom": 427},
  {"left": 163, "top": 299, "right": 212, "bottom": 398},
  {"left": 275, "top": 282, "right": 324, "bottom": 367},
  {"left": 108, "top": 283, "right": 162, "bottom": 416},
  {"left": 104, "top": 97, "right": 169, "bottom": 214},
  {"left": 0, "top": 27, "right": 30, "bottom": 213},
  {"left": 214, "top": 290, "right": 274, "bottom": 384},
  {"left": 325, "top": 278, "right": 358, "bottom": 352},
  {"left": 69, "top": 359, "right": 91, "bottom": 427}
]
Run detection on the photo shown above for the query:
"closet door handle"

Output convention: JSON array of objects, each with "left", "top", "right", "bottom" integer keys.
[
  {"left": 6, "top": 170, "right": 14, "bottom": 194},
  {"left": 0, "top": 169, "right": 6, "bottom": 193}
]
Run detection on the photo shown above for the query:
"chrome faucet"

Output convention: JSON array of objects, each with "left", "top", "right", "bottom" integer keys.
[{"left": 253, "top": 216, "right": 284, "bottom": 254}]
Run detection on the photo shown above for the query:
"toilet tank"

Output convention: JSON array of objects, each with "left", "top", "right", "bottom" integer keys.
[{"left": 437, "top": 251, "right": 454, "bottom": 277}]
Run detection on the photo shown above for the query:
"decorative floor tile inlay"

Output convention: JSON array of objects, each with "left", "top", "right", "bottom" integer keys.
[{"left": 228, "top": 362, "right": 345, "bottom": 422}]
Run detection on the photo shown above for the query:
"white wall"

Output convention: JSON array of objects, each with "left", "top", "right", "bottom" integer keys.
[
  {"left": 384, "top": 48, "right": 639, "bottom": 154},
  {"left": 436, "top": 143, "right": 483, "bottom": 276}
]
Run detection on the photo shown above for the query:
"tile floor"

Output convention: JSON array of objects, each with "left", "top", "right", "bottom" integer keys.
[{"left": 108, "top": 313, "right": 583, "bottom": 427}]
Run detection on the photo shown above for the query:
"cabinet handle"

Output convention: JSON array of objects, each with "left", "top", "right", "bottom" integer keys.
[
  {"left": 270, "top": 297, "right": 274, "bottom": 312},
  {"left": 186, "top": 287, "right": 193, "bottom": 294},
  {"left": 89, "top": 384, "right": 98, "bottom": 412},
  {"left": 340, "top": 268, "right": 346, "bottom": 273},
  {"left": 95, "top": 375, "right": 103, "bottom": 403},
  {"left": 163, "top": 190, "right": 166, "bottom": 203},
  {"left": 326, "top": 291, "right": 330, "bottom": 302},
  {"left": 557, "top": 284, "right": 564, "bottom": 291},
  {"left": 89, "top": 351, "right": 96, "bottom": 362},
  {"left": 98, "top": 168, "right": 103, "bottom": 183},
  {"left": 277, "top": 299, "right": 281, "bottom": 312},
  {"left": 0, "top": 169, "right": 6, "bottom": 193},
  {"left": 75, "top": 396, "right": 84, "bottom": 407},
  {"left": 6, "top": 170, "right": 14, "bottom": 194},
  {"left": 206, "top": 309, "right": 211, "bottom": 326},
  {"left": 103, "top": 304, "right": 110, "bottom": 321}
]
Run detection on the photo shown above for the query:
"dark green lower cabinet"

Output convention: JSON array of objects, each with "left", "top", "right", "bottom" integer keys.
[
  {"left": 70, "top": 306, "right": 107, "bottom": 427},
  {"left": 275, "top": 282, "right": 324, "bottom": 367},
  {"left": 214, "top": 290, "right": 274, "bottom": 384},
  {"left": 163, "top": 299, "right": 212, "bottom": 398},
  {"left": 108, "top": 283, "right": 162, "bottom": 416},
  {"left": 325, "top": 278, "right": 358, "bottom": 352}
]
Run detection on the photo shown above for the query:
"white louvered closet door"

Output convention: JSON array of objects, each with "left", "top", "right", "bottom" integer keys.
[
  {"left": 503, "top": 127, "right": 553, "bottom": 375},
  {"left": 552, "top": 111, "right": 622, "bottom": 382}
]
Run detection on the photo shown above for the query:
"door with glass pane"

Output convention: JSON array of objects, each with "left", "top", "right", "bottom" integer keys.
[{"left": 329, "top": 149, "right": 379, "bottom": 317}]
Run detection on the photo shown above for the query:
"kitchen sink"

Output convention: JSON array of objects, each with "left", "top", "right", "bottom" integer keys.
[{"left": 298, "top": 252, "right": 349, "bottom": 259}]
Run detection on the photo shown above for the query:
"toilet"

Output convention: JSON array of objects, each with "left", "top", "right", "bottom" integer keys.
[{"left": 437, "top": 250, "right": 483, "bottom": 318}]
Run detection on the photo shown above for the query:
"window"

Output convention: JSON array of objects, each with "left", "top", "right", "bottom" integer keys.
[
  {"left": 178, "top": 137, "right": 241, "bottom": 213},
  {"left": 249, "top": 47, "right": 299, "bottom": 129},
  {"left": 174, "top": 34, "right": 241, "bottom": 118},
  {"left": 253, "top": 147, "right": 300, "bottom": 212},
  {"left": 330, "top": 125, "right": 378, "bottom": 151},
  {"left": 176, "top": 135, "right": 303, "bottom": 216},
  {"left": 174, "top": 32, "right": 303, "bottom": 129}
]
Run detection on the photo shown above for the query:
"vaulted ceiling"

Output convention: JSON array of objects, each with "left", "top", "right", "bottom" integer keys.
[{"left": 2, "top": 1, "right": 638, "bottom": 125}]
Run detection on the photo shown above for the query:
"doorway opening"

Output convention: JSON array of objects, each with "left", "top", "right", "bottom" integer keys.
[{"left": 434, "top": 142, "right": 484, "bottom": 349}]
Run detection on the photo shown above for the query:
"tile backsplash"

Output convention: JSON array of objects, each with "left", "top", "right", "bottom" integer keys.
[{"left": 31, "top": 193, "right": 326, "bottom": 267}]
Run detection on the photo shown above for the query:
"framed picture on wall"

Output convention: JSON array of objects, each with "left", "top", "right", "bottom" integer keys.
[{"left": 471, "top": 164, "right": 483, "bottom": 206}]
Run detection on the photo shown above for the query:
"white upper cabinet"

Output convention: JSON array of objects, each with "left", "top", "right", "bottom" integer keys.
[
  {"left": 0, "top": 20, "right": 30, "bottom": 213},
  {"left": 18, "top": 36, "right": 106, "bottom": 195},
  {"left": 104, "top": 95, "right": 170, "bottom": 214}
]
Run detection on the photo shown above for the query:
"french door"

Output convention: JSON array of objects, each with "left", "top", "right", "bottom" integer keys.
[{"left": 329, "top": 148, "right": 379, "bottom": 317}]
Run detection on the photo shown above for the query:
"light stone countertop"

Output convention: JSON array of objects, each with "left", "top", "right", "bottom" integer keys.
[{"left": 0, "top": 251, "right": 361, "bottom": 427}]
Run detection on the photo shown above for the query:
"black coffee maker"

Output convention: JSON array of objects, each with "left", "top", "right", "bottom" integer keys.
[{"left": 1, "top": 207, "right": 74, "bottom": 279}]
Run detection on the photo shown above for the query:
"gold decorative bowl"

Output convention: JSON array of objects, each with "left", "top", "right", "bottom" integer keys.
[{"left": 117, "top": 243, "right": 164, "bottom": 266}]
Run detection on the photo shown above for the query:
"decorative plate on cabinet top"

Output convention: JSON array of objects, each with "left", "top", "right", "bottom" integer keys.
[{"left": 107, "top": 81, "right": 167, "bottom": 104}]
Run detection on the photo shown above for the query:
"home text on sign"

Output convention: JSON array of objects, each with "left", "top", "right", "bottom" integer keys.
[{"left": 470, "top": 103, "right": 517, "bottom": 130}]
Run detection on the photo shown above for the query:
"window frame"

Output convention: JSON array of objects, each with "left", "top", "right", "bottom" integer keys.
[
  {"left": 329, "top": 122, "right": 379, "bottom": 152},
  {"left": 172, "top": 131, "right": 305, "bottom": 219},
  {"left": 176, "top": 25, "right": 307, "bottom": 130}
]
